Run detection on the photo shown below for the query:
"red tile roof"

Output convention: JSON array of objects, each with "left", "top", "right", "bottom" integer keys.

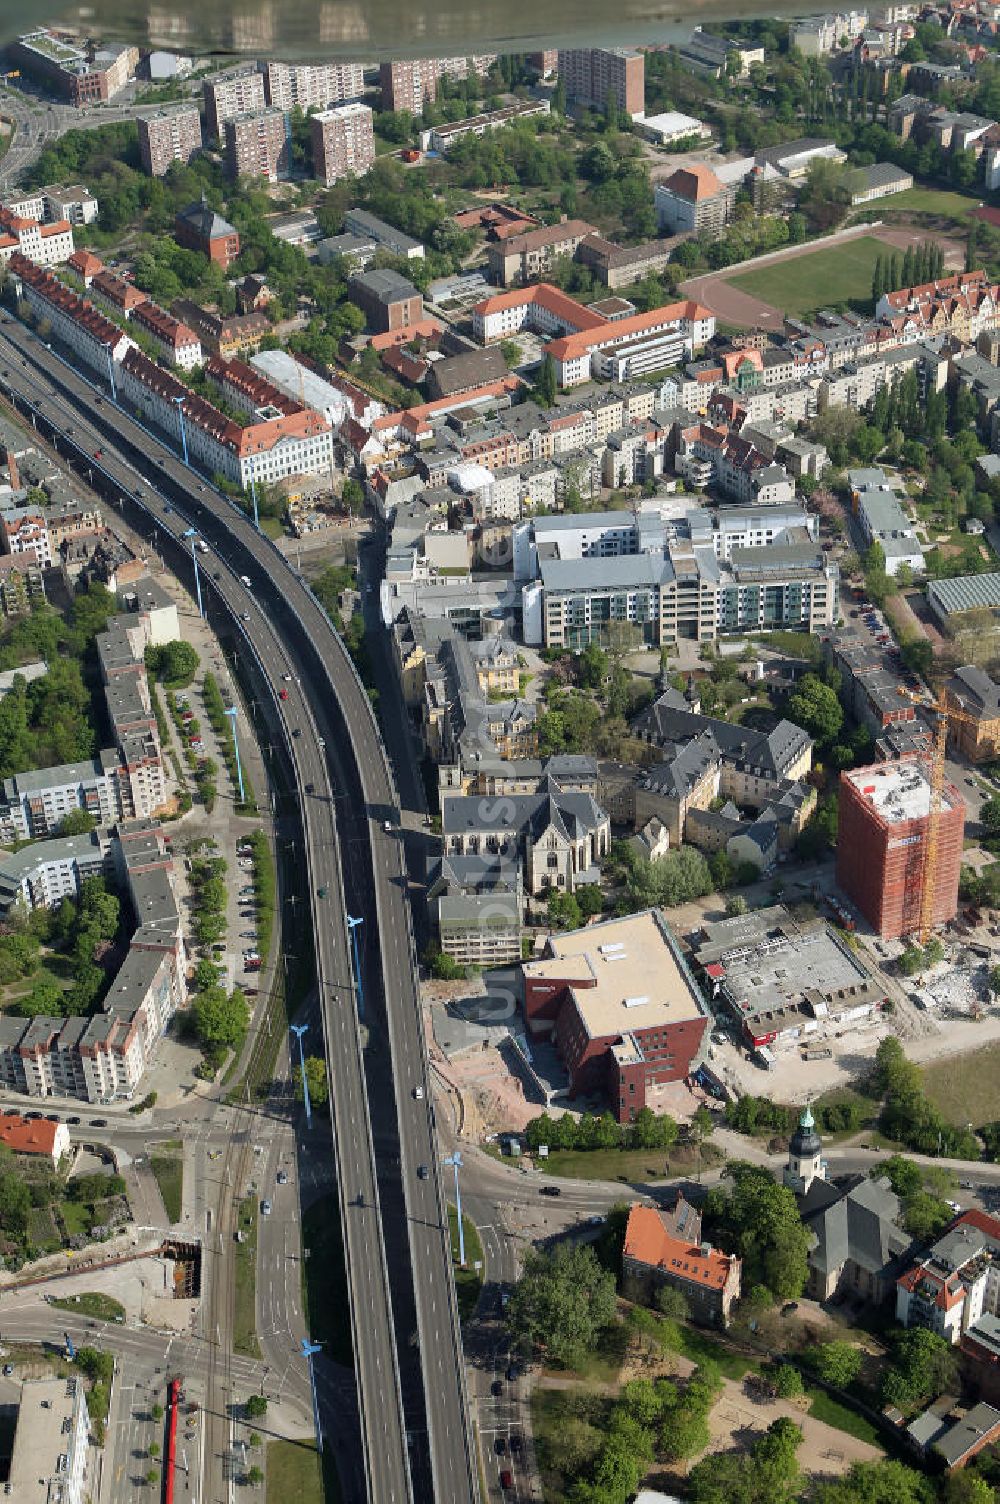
[
  {"left": 624, "top": 1205, "right": 738, "bottom": 1289},
  {"left": 548, "top": 300, "right": 713, "bottom": 364},
  {"left": 661, "top": 163, "right": 726, "bottom": 202},
  {"left": 473, "top": 282, "right": 607, "bottom": 334},
  {"left": 0, "top": 1114, "right": 61, "bottom": 1156}
]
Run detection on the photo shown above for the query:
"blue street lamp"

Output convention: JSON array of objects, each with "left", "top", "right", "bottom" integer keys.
[
  {"left": 224, "top": 705, "right": 245, "bottom": 804},
  {"left": 290, "top": 1023, "right": 311, "bottom": 1128},
  {"left": 300, "top": 1337, "right": 324, "bottom": 1453},
  {"left": 182, "top": 527, "right": 203, "bottom": 618},
  {"left": 173, "top": 394, "right": 189, "bottom": 466},
  {"left": 346, "top": 915, "right": 364, "bottom": 1020},
  {"left": 443, "top": 1152, "right": 465, "bottom": 1266}
]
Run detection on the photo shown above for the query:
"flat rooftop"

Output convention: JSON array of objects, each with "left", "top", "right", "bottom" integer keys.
[
  {"left": 9, "top": 1375, "right": 86, "bottom": 1504},
  {"left": 843, "top": 760, "right": 961, "bottom": 824},
  {"left": 524, "top": 908, "right": 706, "bottom": 1040},
  {"left": 692, "top": 909, "right": 875, "bottom": 1024}
]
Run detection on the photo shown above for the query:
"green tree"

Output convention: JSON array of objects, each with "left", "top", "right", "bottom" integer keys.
[
  {"left": 245, "top": 1394, "right": 267, "bottom": 1419},
  {"left": 58, "top": 808, "right": 97, "bottom": 836},
  {"left": 812, "top": 1340, "right": 863, "bottom": 1388},
  {"left": 704, "top": 1162, "right": 810, "bottom": 1301},
  {"left": 880, "top": 1327, "right": 959, "bottom": 1409},
  {"left": 246, "top": 1466, "right": 264, "bottom": 1487},
  {"left": 537, "top": 352, "right": 557, "bottom": 408},
  {"left": 786, "top": 673, "right": 844, "bottom": 745},
  {"left": 295, "top": 1055, "right": 329, "bottom": 1108},
  {"left": 192, "top": 987, "right": 250, "bottom": 1059},
  {"left": 773, "top": 1363, "right": 804, "bottom": 1398},
  {"left": 507, "top": 1245, "right": 617, "bottom": 1367},
  {"left": 145, "top": 640, "right": 200, "bottom": 687}
]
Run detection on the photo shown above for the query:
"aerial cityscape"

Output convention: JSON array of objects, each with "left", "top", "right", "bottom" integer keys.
[{"left": 5, "top": 12, "right": 1000, "bottom": 1504}]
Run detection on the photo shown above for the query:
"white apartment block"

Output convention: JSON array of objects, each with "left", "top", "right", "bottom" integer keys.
[
  {"left": 118, "top": 348, "right": 334, "bottom": 490},
  {"left": 41, "top": 185, "right": 98, "bottom": 226},
  {"left": 0, "top": 830, "right": 110, "bottom": 911},
  {"left": 8, "top": 1377, "right": 91, "bottom": 1504},
  {"left": 0, "top": 216, "right": 74, "bottom": 267},
  {"left": 263, "top": 61, "right": 365, "bottom": 110},
  {"left": 10, "top": 254, "right": 133, "bottom": 380},
  {"left": 130, "top": 301, "right": 203, "bottom": 369},
  {"left": 0, "top": 505, "right": 52, "bottom": 565}
]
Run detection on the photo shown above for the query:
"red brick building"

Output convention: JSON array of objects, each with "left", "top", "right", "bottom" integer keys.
[
  {"left": 836, "top": 760, "right": 964, "bottom": 940},
  {"left": 175, "top": 201, "right": 241, "bottom": 270},
  {"left": 521, "top": 909, "right": 709, "bottom": 1123},
  {"left": 348, "top": 269, "right": 423, "bottom": 334}
]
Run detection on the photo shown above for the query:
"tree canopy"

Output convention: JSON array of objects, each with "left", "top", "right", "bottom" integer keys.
[{"left": 507, "top": 1245, "right": 617, "bottom": 1368}]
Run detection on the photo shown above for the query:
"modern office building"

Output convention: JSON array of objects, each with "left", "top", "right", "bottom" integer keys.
[{"left": 521, "top": 908, "right": 710, "bottom": 1122}]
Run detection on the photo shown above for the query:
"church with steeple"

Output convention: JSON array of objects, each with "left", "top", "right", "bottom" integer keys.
[{"left": 783, "top": 1102, "right": 912, "bottom": 1303}]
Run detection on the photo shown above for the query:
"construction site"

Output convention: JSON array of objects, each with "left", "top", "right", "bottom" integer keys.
[
  {"left": 686, "top": 904, "right": 888, "bottom": 1050},
  {"left": 836, "top": 759, "right": 965, "bottom": 940}
]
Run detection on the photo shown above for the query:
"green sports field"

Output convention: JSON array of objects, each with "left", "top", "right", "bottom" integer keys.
[{"left": 727, "top": 234, "right": 890, "bottom": 319}]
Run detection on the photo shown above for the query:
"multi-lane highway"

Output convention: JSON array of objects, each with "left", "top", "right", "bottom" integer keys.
[{"left": 0, "top": 323, "right": 477, "bottom": 1501}]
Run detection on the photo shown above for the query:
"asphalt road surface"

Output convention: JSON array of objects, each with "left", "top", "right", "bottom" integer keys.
[{"left": 0, "top": 329, "right": 429, "bottom": 1502}]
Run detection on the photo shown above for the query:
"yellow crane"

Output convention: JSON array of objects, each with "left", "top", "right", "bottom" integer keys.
[{"left": 917, "top": 687, "right": 983, "bottom": 944}]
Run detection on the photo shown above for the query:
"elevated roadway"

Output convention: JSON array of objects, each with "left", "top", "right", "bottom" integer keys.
[{"left": 0, "top": 321, "right": 477, "bottom": 1503}]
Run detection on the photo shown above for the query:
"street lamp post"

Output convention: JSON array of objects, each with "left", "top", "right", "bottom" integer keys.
[
  {"left": 224, "top": 705, "right": 245, "bottom": 805},
  {"left": 443, "top": 1152, "right": 465, "bottom": 1266},
  {"left": 346, "top": 915, "right": 364, "bottom": 1020},
  {"left": 183, "top": 527, "right": 204, "bottom": 618},
  {"left": 300, "top": 1337, "right": 323, "bottom": 1454},
  {"left": 290, "top": 1023, "right": 311, "bottom": 1129},
  {"left": 173, "top": 394, "right": 189, "bottom": 467}
]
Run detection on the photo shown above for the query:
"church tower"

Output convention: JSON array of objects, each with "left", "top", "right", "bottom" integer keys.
[{"left": 784, "top": 1103, "right": 824, "bottom": 1195}]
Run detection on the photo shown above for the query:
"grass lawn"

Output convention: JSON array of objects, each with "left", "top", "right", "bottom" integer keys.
[
  {"left": 728, "top": 235, "right": 889, "bottom": 319},
  {"left": 806, "top": 1386, "right": 883, "bottom": 1447},
  {"left": 234, "top": 1199, "right": 261, "bottom": 1359},
  {"left": 150, "top": 1154, "right": 183, "bottom": 1224},
  {"left": 301, "top": 1193, "right": 352, "bottom": 1366},
  {"left": 58, "top": 1200, "right": 92, "bottom": 1239},
  {"left": 265, "top": 1441, "right": 328, "bottom": 1504},
  {"left": 874, "top": 185, "right": 979, "bottom": 222},
  {"left": 447, "top": 1204, "right": 484, "bottom": 1321},
  {"left": 51, "top": 1292, "right": 125, "bottom": 1322},
  {"left": 922, "top": 1042, "right": 1000, "bottom": 1127},
  {"left": 540, "top": 1143, "right": 720, "bottom": 1184}
]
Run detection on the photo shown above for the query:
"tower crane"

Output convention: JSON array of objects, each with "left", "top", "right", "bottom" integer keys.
[{"left": 917, "top": 686, "right": 984, "bottom": 945}]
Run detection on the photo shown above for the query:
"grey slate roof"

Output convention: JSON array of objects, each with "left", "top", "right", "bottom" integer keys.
[
  {"left": 801, "top": 1173, "right": 911, "bottom": 1278},
  {"left": 632, "top": 696, "right": 813, "bottom": 781}
]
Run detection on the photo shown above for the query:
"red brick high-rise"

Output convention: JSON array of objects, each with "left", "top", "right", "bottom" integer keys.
[{"left": 836, "top": 760, "right": 964, "bottom": 940}]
